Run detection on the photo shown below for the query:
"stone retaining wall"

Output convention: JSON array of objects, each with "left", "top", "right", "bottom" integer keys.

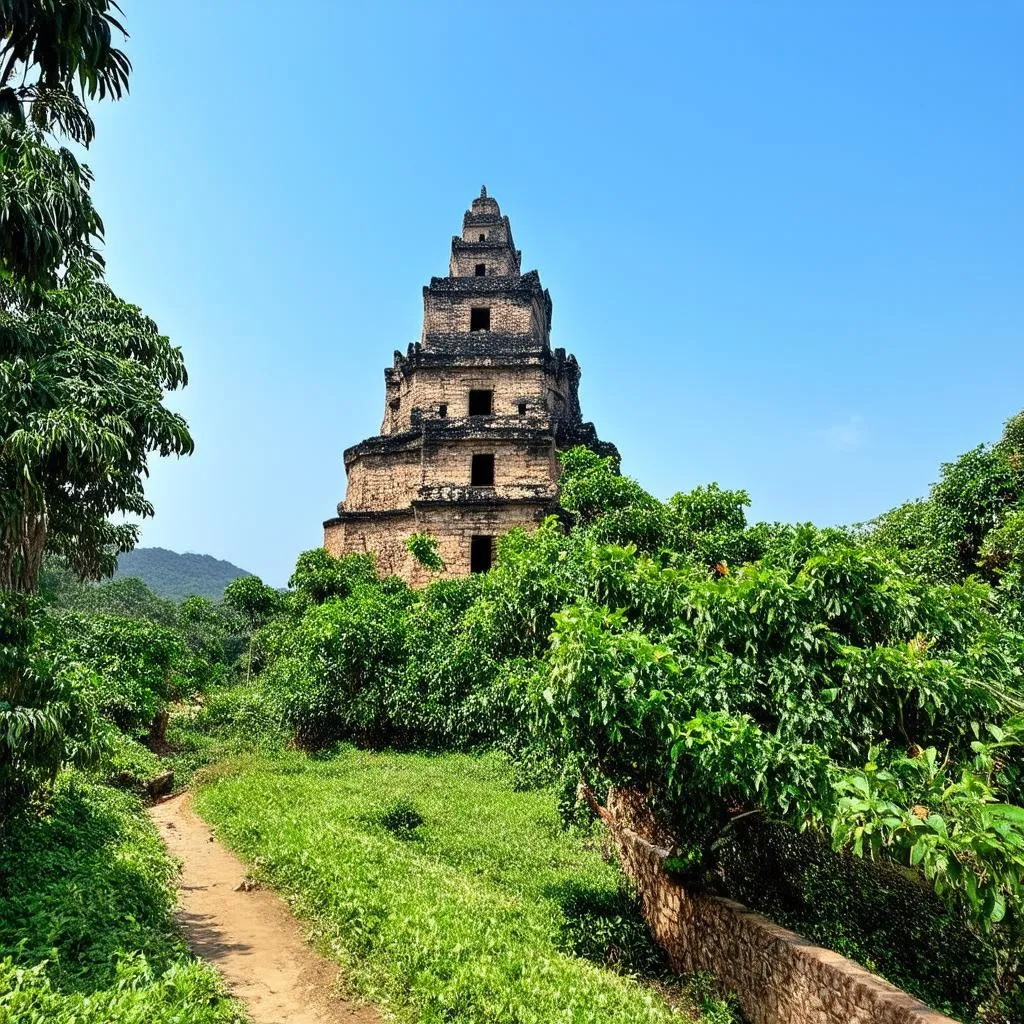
[{"left": 604, "top": 788, "right": 959, "bottom": 1024}]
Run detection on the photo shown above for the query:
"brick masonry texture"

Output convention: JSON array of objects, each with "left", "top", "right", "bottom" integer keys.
[
  {"left": 603, "top": 788, "right": 960, "bottom": 1024},
  {"left": 324, "top": 188, "right": 616, "bottom": 584}
]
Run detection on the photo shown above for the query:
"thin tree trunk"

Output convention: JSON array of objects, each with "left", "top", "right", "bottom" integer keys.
[{"left": 0, "top": 482, "right": 48, "bottom": 593}]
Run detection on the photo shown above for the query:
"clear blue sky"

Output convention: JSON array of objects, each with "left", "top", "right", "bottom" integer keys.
[{"left": 84, "top": 2, "right": 1023, "bottom": 586}]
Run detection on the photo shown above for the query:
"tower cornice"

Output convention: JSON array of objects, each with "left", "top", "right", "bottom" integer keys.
[{"left": 423, "top": 271, "right": 545, "bottom": 298}]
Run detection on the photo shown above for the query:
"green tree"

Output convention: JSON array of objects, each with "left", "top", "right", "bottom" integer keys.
[
  {"left": 223, "top": 575, "right": 281, "bottom": 629},
  {"left": 178, "top": 594, "right": 246, "bottom": 670},
  {"left": 0, "top": 0, "right": 131, "bottom": 144},
  {"left": 0, "top": 0, "right": 133, "bottom": 296},
  {"left": 71, "top": 575, "right": 178, "bottom": 626},
  {"left": 288, "top": 547, "right": 376, "bottom": 606},
  {"left": 0, "top": 119, "right": 102, "bottom": 296},
  {"left": 0, "top": 591, "right": 101, "bottom": 812},
  {"left": 869, "top": 409, "right": 1024, "bottom": 588},
  {"left": 38, "top": 611, "right": 184, "bottom": 738},
  {"left": 223, "top": 576, "right": 282, "bottom": 683},
  {"left": 0, "top": 263, "right": 193, "bottom": 592},
  {"left": 558, "top": 447, "right": 668, "bottom": 552},
  {"left": 0, "top": 1, "right": 192, "bottom": 810}
]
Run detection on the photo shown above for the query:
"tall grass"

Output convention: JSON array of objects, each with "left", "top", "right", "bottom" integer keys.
[{"left": 195, "top": 747, "right": 731, "bottom": 1024}]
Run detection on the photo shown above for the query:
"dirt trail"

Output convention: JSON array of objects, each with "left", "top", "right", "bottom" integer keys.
[{"left": 149, "top": 793, "right": 379, "bottom": 1024}]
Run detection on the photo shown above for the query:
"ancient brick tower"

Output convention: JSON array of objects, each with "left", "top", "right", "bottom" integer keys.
[{"left": 323, "top": 188, "right": 617, "bottom": 585}]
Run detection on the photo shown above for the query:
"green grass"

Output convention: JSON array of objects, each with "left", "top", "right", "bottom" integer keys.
[
  {"left": 164, "top": 681, "right": 286, "bottom": 790},
  {"left": 194, "top": 747, "right": 711, "bottom": 1024},
  {"left": 0, "top": 771, "right": 245, "bottom": 1024}
]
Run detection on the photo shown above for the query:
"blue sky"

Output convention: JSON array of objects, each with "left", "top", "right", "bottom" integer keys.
[{"left": 84, "top": 2, "right": 1023, "bottom": 586}]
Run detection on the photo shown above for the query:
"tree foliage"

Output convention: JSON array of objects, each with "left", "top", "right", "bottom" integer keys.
[
  {"left": 0, "top": 264, "right": 193, "bottom": 592},
  {"left": 0, "top": 0, "right": 131, "bottom": 144},
  {"left": 0, "top": 1, "right": 201, "bottom": 827},
  {"left": 0, "top": 4, "right": 188, "bottom": 597},
  {"left": 248, "top": 415, "right": 1024, "bottom": 1018},
  {"left": 0, "top": 1, "right": 133, "bottom": 297},
  {"left": 869, "top": 410, "right": 1024, "bottom": 586},
  {"left": 0, "top": 119, "right": 103, "bottom": 296},
  {"left": 222, "top": 575, "right": 280, "bottom": 628},
  {"left": 287, "top": 547, "right": 375, "bottom": 607},
  {"left": 37, "top": 611, "right": 185, "bottom": 734},
  {"left": 0, "top": 591, "right": 101, "bottom": 812}
]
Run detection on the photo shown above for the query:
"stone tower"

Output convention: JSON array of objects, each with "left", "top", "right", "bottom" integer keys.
[{"left": 323, "top": 188, "right": 617, "bottom": 585}]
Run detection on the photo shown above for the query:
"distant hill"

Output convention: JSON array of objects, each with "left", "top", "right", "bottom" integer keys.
[{"left": 115, "top": 547, "right": 254, "bottom": 601}]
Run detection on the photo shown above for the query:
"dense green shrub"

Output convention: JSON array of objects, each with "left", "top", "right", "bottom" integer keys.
[
  {"left": 0, "top": 772, "right": 242, "bottom": 1022},
  {"left": 287, "top": 547, "right": 375, "bottom": 607},
  {"left": 94, "top": 729, "right": 165, "bottom": 791},
  {"left": 247, "top": 414, "right": 1024, "bottom": 1020},
  {"left": 37, "top": 563, "right": 249, "bottom": 688},
  {"left": 713, "top": 818, "right": 1003, "bottom": 1020},
  {"left": 37, "top": 613, "right": 185, "bottom": 735},
  {"left": 0, "top": 594, "right": 103, "bottom": 813},
  {"left": 869, "top": 410, "right": 1024, "bottom": 586},
  {"left": 39, "top": 561, "right": 181, "bottom": 626},
  {"left": 556, "top": 880, "right": 669, "bottom": 976},
  {"left": 178, "top": 595, "right": 247, "bottom": 673},
  {"left": 186, "top": 680, "right": 280, "bottom": 739},
  {"left": 264, "top": 581, "right": 414, "bottom": 747}
]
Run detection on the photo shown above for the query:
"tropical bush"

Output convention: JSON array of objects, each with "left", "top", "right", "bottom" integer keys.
[
  {"left": 248, "top": 412, "right": 1024, "bottom": 1020},
  {"left": 95, "top": 729, "right": 166, "bottom": 792},
  {"left": 0, "top": 593, "right": 102, "bottom": 813},
  {"left": 37, "top": 613, "right": 185, "bottom": 735},
  {"left": 0, "top": 771, "right": 243, "bottom": 1023}
]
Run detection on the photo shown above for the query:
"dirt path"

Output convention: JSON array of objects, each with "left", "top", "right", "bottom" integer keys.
[{"left": 149, "top": 793, "right": 379, "bottom": 1024}]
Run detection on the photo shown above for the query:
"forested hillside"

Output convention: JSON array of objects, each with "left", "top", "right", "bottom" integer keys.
[{"left": 115, "top": 548, "right": 253, "bottom": 601}]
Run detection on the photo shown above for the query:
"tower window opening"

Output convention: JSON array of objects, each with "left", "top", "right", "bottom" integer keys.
[
  {"left": 517, "top": 402, "right": 527, "bottom": 416},
  {"left": 470, "top": 535, "right": 493, "bottom": 573},
  {"left": 478, "top": 233, "right": 486, "bottom": 242},
  {"left": 468, "top": 389, "right": 493, "bottom": 416},
  {"left": 471, "top": 453, "right": 495, "bottom": 486},
  {"left": 438, "top": 403, "right": 447, "bottom": 418},
  {"left": 470, "top": 307, "right": 490, "bottom": 331},
  {"left": 475, "top": 263, "right": 486, "bottom": 276}
]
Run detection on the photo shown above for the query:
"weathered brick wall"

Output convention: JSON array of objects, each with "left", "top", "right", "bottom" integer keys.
[
  {"left": 461, "top": 213, "right": 509, "bottom": 244},
  {"left": 421, "top": 439, "right": 557, "bottom": 490},
  {"left": 604, "top": 789, "right": 960, "bottom": 1024},
  {"left": 343, "top": 450, "right": 422, "bottom": 511},
  {"left": 328, "top": 502, "right": 548, "bottom": 584},
  {"left": 328, "top": 511, "right": 421, "bottom": 582},
  {"left": 413, "top": 502, "right": 548, "bottom": 581},
  {"left": 422, "top": 293, "right": 544, "bottom": 338},
  {"left": 323, "top": 518, "right": 344, "bottom": 558},
  {"left": 391, "top": 365, "right": 551, "bottom": 429},
  {"left": 341, "top": 438, "right": 557, "bottom": 515},
  {"left": 449, "top": 244, "right": 520, "bottom": 278}
]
